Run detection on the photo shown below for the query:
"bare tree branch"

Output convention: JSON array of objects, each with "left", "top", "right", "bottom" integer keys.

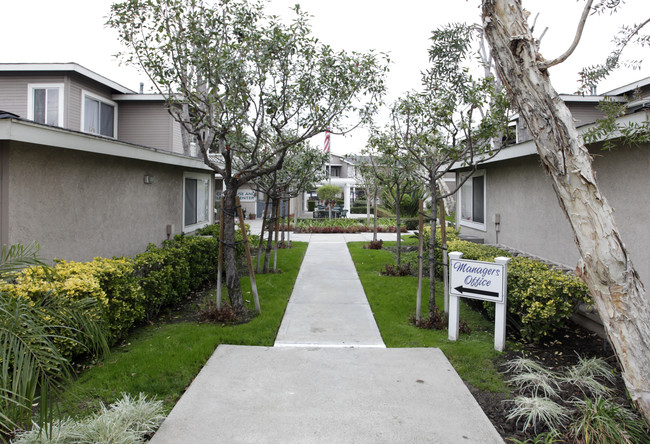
[{"left": 539, "top": 0, "right": 594, "bottom": 69}]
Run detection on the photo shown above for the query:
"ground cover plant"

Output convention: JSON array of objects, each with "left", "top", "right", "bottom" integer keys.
[
  {"left": 504, "top": 357, "right": 649, "bottom": 443},
  {"left": 59, "top": 242, "right": 306, "bottom": 419}
]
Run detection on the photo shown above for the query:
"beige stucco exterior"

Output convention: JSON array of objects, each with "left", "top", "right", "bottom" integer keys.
[
  {"left": 456, "top": 141, "right": 650, "bottom": 283},
  {"left": 0, "top": 139, "right": 211, "bottom": 262}
]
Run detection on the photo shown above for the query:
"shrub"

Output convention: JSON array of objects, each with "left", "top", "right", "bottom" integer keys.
[
  {"left": 3, "top": 258, "right": 143, "bottom": 352},
  {"left": 403, "top": 218, "right": 419, "bottom": 231},
  {"left": 381, "top": 263, "right": 413, "bottom": 276},
  {"left": 134, "top": 243, "right": 190, "bottom": 319},
  {"left": 367, "top": 239, "right": 383, "bottom": 250}
]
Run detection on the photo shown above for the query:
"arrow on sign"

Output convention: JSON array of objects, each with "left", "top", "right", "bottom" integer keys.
[{"left": 454, "top": 286, "right": 499, "bottom": 298}]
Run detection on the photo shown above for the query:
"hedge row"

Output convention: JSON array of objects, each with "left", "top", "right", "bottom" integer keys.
[
  {"left": 412, "top": 227, "right": 591, "bottom": 342},
  {"left": 2, "top": 225, "right": 249, "bottom": 358}
]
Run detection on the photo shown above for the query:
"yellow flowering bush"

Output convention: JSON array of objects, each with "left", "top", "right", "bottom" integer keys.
[{"left": 2, "top": 258, "right": 146, "bottom": 356}]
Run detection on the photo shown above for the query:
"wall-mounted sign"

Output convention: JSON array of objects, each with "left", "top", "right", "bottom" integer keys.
[
  {"left": 216, "top": 190, "right": 257, "bottom": 202},
  {"left": 449, "top": 258, "right": 505, "bottom": 303}
]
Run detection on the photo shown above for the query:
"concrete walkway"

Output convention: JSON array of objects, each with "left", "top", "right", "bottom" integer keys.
[{"left": 150, "top": 229, "right": 503, "bottom": 443}]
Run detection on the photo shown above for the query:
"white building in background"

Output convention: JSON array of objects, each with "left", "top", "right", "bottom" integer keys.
[{"left": 297, "top": 153, "right": 361, "bottom": 217}]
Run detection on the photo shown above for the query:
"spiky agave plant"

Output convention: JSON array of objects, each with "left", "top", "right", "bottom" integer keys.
[{"left": 0, "top": 243, "right": 108, "bottom": 438}]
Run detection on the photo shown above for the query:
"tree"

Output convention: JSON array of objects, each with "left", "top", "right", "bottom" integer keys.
[
  {"left": 252, "top": 143, "right": 327, "bottom": 272},
  {"left": 109, "top": 0, "right": 387, "bottom": 313},
  {"left": 354, "top": 154, "right": 383, "bottom": 239},
  {"left": 364, "top": 131, "right": 419, "bottom": 266},
  {"left": 387, "top": 23, "right": 509, "bottom": 318},
  {"left": 316, "top": 184, "right": 342, "bottom": 207},
  {"left": 481, "top": 0, "right": 650, "bottom": 422}
]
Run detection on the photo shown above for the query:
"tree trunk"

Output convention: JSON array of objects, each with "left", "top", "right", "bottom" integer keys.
[
  {"left": 256, "top": 198, "right": 270, "bottom": 273},
  {"left": 483, "top": 0, "right": 650, "bottom": 420},
  {"left": 373, "top": 189, "right": 379, "bottom": 243},
  {"left": 366, "top": 186, "right": 371, "bottom": 226},
  {"left": 263, "top": 198, "right": 276, "bottom": 273},
  {"left": 222, "top": 185, "right": 244, "bottom": 312},
  {"left": 395, "top": 183, "right": 402, "bottom": 267},
  {"left": 428, "top": 178, "right": 439, "bottom": 317}
]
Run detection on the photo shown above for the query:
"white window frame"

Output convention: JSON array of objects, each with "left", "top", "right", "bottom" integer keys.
[
  {"left": 458, "top": 170, "right": 487, "bottom": 232},
  {"left": 183, "top": 172, "right": 213, "bottom": 232},
  {"left": 81, "top": 90, "right": 118, "bottom": 138},
  {"left": 27, "top": 83, "right": 64, "bottom": 127}
]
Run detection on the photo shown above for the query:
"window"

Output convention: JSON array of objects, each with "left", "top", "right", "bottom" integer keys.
[
  {"left": 184, "top": 173, "right": 211, "bottom": 230},
  {"left": 458, "top": 170, "right": 486, "bottom": 230},
  {"left": 329, "top": 166, "right": 342, "bottom": 177},
  {"left": 28, "top": 84, "right": 64, "bottom": 126},
  {"left": 82, "top": 91, "right": 116, "bottom": 137}
]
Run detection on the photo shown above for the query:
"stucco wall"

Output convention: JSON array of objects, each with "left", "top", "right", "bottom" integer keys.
[
  {"left": 3, "top": 141, "right": 193, "bottom": 262},
  {"left": 457, "top": 143, "right": 650, "bottom": 282}
]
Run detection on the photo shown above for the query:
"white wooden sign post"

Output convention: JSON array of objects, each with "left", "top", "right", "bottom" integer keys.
[{"left": 448, "top": 252, "right": 510, "bottom": 351}]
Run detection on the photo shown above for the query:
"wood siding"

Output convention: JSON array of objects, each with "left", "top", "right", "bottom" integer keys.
[
  {"left": 0, "top": 73, "right": 65, "bottom": 120},
  {"left": 117, "top": 101, "right": 172, "bottom": 151}
]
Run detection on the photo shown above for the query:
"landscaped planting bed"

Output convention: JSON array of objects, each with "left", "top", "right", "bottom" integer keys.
[{"left": 291, "top": 217, "right": 408, "bottom": 233}]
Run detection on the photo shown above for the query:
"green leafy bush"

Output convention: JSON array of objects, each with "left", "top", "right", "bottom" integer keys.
[
  {"left": 134, "top": 243, "right": 191, "bottom": 319},
  {"left": 403, "top": 218, "right": 419, "bottom": 231}
]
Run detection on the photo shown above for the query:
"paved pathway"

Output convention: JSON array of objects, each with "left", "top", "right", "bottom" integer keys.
[
  {"left": 275, "top": 234, "right": 385, "bottom": 348},
  {"left": 151, "top": 229, "right": 503, "bottom": 443}
]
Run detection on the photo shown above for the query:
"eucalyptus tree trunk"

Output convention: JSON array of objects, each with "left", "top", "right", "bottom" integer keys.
[
  {"left": 483, "top": 0, "right": 650, "bottom": 421},
  {"left": 223, "top": 185, "right": 243, "bottom": 312}
]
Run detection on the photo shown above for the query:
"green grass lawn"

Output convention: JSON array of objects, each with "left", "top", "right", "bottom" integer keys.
[
  {"left": 63, "top": 242, "right": 307, "bottom": 416},
  {"left": 348, "top": 240, "right": 509, "bottom": 393}
]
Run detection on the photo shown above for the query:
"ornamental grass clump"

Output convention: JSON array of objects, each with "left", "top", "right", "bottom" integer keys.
[
  {"left": 567, "top": 396, "right": 649, "bottom": 444},
  {"left": 503, "top": 356, "right": 649, "bottom": 442},
  {"left": 506, "top": 395, "right": 571, "bottom": 433},
  {"left": 13, "top": 393, "right": 165, "bottom": 444}
]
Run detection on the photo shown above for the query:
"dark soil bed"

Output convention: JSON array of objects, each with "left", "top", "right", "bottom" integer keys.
[{"left": 471, "top": 322, "right": 629, "bottom": 442}]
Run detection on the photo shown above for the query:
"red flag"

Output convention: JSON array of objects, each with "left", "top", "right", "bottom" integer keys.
[{"left": 324, "top": 130, "right": 330, "bottom": 153}]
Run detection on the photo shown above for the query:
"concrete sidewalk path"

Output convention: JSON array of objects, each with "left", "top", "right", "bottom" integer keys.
[
  {"left": 151, "top": 345, "right": 503, "bottom": 443},
  {"left": 274, "top": 235, "right": 385, "bottom": 348},
  {"left": 150, "top": 233, "right": 504, "bottom": 443}
]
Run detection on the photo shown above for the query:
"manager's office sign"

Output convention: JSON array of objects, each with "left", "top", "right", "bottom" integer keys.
[
  {"left": 450, "top": 259, "right": 505, "bottom": 303},
  {"left": 448, "top": 252, "right": 511, "bottom": 351}
]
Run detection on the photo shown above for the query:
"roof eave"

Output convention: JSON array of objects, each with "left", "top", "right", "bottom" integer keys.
[{"left": 0, "top": 118, "right": 211, "bottom": 171}]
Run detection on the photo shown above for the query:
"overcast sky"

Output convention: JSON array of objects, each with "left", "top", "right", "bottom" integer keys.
[{"left": 3, "top": 0, "right": 648, "bottom": 154}]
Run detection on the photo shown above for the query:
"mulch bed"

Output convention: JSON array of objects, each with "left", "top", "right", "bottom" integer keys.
[{"left": 469, "top": 322, "right": 628, "bottom": 442}]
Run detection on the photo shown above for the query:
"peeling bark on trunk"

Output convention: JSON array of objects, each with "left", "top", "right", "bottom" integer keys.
[{"left": 483, "top": 0, "right": 650, "bottom": 420}]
